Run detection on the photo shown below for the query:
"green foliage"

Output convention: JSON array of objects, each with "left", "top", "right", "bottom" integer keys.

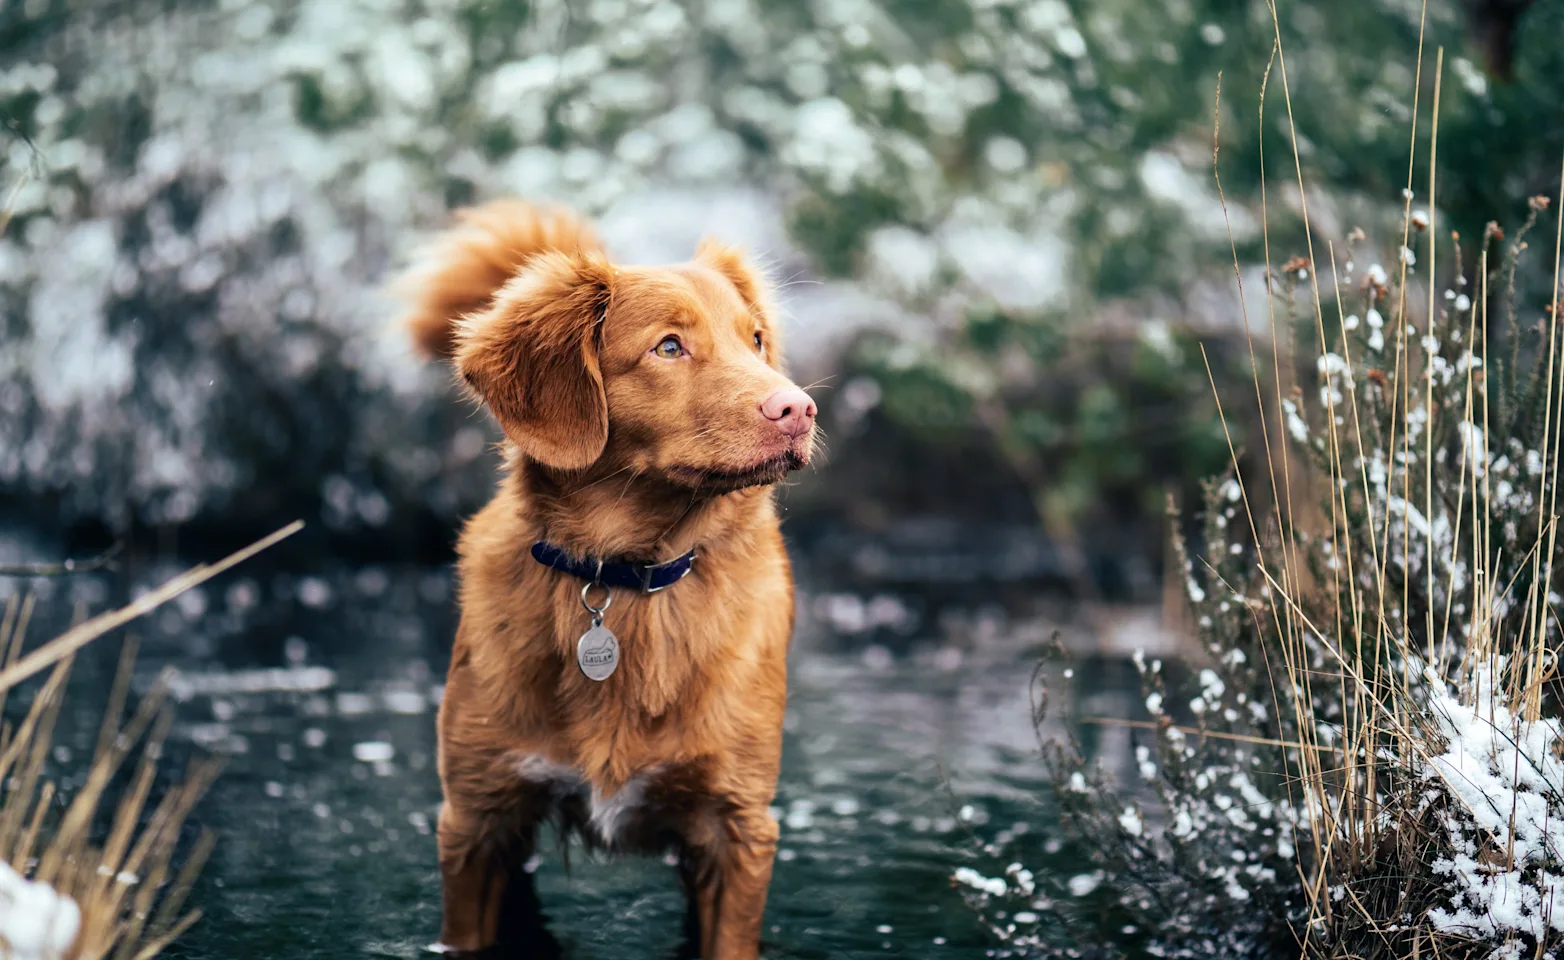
[
  {"left": 851, "top": 306, "right": 1244, "bottom": 535},
  {"left": 787, "top": 187, "right": 906, "bottom": 278},
  {"left": 822, "top": 0, "right": 1561, "bottom": 536}
]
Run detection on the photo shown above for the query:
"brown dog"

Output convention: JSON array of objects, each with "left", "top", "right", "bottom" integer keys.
[{"left": 395, "top": 199, "right": 816, "bottom": 958}]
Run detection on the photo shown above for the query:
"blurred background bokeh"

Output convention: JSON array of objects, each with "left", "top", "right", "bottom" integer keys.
[
  {"left": 2, "top": 0, "right": 1563, "bottom": 956},
  {"left": 3, "top": 0, "right": 1559, "bottom": 568}
]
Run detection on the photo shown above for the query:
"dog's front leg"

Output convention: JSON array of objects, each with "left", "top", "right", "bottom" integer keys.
[
  {"left": 437, "top": 803, "right": 521, "bottom": 953},
  {"left": 698, "top": 808, "right": 779, "bottom": 960}
]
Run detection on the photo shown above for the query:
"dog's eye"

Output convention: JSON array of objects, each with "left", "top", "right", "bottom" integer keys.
[
  {"left": 753, "top": 332, "right": 764, "bottom": 354},
  {"left": 654, "top": 336, "right": 684, "bottom": 359}
]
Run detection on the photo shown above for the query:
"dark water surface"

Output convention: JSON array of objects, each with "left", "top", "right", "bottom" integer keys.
[{"left": 2, "top": 536, "right": 1143, "bottom": 959}]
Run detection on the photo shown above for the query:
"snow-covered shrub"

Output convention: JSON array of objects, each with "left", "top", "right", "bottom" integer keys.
[
  {"left": 0, "top": 0, "right": 1189, "bottom": 530},
  {"left": 1423, "top": 661, "right": 1564, "bottom": 952},
  {"left": 3, "top": 0, "right": 1550, "bottom": 534},
  {"left": 954, "top": 170, "right": 1564, "bottom": 959}
]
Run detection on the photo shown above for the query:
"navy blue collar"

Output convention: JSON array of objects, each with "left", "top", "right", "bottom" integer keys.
[{"left": 530, "top": 541, "right": 697, "bottom": 593}]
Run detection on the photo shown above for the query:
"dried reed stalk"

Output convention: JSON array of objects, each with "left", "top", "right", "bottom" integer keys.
[{"left": 0, "top": 522, "right": 301, "bottom": 959}]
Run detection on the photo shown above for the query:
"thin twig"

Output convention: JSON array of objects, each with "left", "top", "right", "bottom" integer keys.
[
  {"left": 0, "top": 521, "right": 302, "bottom": 692},
  {"left": 1079, "top": 715, "right": 1334, "bottom": 753},
  {"left": 0, "top": 543, "right": 125, "bottom": 578}
]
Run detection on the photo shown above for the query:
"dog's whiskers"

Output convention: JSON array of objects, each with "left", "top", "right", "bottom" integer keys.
[
  {"left": 609, "top": 467, "right": 645, "bottom": 513},
  {"left": 569, "top": 463, "right": 638, "bottom": 495}
]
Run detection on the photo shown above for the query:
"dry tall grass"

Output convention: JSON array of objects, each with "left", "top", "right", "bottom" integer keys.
[
  {"left": 1205, "top": 6, "right": 1564, "bottom": 953},
  {"left": 0, "top": 522, "right": 301, "bottom": 959},
  {"left": 957, "top": 4, "right": 1564, "bottom": 958}
]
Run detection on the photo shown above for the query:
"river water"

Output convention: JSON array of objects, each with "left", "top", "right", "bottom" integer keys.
[{"left": 4, "top": 535, "right": 1153, "bottom": 959}]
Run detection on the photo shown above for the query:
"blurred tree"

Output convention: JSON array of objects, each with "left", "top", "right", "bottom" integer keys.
[{"left": 0, "top": 0, "right": 1558, "bottom": 544}]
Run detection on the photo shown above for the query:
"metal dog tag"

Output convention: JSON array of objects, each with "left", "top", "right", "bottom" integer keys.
[{"left": 576, "top": 625, "right": 619, "bottom": 681}]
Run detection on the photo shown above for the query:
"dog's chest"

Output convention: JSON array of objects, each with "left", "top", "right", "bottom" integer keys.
[{"left": 511, "top": 753, "right": 702, "bottom": 851}]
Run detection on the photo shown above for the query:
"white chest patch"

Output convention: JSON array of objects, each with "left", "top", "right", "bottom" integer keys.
[
  {"left": 513, "top": 754, "right": 578, "bottom": 785},
  {"left": 587, "top": 771, "right": 658, "bottom": 845},
  {"left": 510, "top": 753, "right": 661, "bottom": 847}
]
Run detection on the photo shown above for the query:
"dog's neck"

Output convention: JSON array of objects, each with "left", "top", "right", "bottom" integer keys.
[
  {"left": 490, "top": 455, "right": 781, "bottom": 725},
  {"left": 512, "top": 457, "right": 773, "bottom": 563}
]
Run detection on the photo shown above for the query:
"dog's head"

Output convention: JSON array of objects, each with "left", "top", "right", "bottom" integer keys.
[{"left": 455, "top": 242, "right": 815, "bottom": 491}]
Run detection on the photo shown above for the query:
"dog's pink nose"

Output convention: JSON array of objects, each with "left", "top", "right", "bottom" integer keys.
[{"left": 760, "top": 387, "right": 817, "bottom": 437}]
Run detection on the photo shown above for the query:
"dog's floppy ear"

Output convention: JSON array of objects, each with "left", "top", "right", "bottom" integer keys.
[{"left": 455, "top": 251, "right": 614, "bottom": 470}]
